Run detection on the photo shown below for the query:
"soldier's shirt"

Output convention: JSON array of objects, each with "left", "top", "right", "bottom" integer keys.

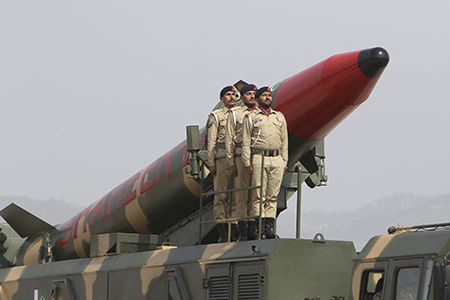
[
  {"left": 207, "top": 106, "right": 233, "bottom": 167},
  {"left": 225, "top": 105, "right": 256, "bottom": 167},
  {"left": 242, "top": 107, "right": 288, "bottom": 168}
]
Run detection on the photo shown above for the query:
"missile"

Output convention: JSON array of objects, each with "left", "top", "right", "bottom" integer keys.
[
  {"left": 1, "top": 47, "right": 389, "bottom": 265},
  {"left": 274, "top": 47, "right": 389, "bottom": 164}
]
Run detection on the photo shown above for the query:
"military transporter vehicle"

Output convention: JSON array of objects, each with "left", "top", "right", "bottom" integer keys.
[{"left": 2, "top": 47, "right": 441, "bottom": 300}]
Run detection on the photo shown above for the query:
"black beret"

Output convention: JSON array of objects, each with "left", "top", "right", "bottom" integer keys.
[
  {"left": 255, "top": 86, "right": 271, "bottom": 99},
  {"left": 220, "top": 86, "right": 236, "bottom": 97},
  {"left": 240, "top": 84, "right": 257, "bottom": 95}
]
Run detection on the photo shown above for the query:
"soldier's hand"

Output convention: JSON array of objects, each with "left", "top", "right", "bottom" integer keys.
[
  {"left": 246, "top": 166, "right": 253, "bottom": 175},
  {"left": 230, "top": 166, "right": 238, "bottom": 177},
  {"left": 210, "top": 166, "right": 216, "bottom": 176}
]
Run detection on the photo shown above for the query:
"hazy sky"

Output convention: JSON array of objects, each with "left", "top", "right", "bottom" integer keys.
[{"left": 2, "top": 1, "right": 450, "bottom": 223}]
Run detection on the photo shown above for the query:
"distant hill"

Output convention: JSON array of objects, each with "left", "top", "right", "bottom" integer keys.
[
  {"left": 1, "top": 193, "right": 449, "bottom": 251},
  {"left": 277, "top": 193, "right": 450, "bottom": 250},
  {"left": 0, "top": 196, "right": 84, "bottom": 225}
]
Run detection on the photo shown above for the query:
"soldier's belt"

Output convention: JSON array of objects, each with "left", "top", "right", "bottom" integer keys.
[
  {"left": 252, "top": 149, "right": 280, "bottom": 157},
  {"left": 216, "top": 143, "right": 226, "bottom": 149}
]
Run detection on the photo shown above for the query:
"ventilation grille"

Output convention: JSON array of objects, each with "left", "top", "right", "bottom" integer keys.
[
  {"left": 209, "top": 275, "right": 229, "bottom": 300},
  {"left": 238, "top": 274, "right": 260, "bottom": 299}
]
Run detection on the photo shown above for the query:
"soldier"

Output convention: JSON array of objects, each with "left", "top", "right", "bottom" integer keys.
[
  {"left": 242, "top": 86, "right": 288, "bottom": 239},
  {"left": 225, "top": 84, "right": 258, "bottom": 241},
  {"left": 207, "top": 85, "right": 236, "bottom": 243}
]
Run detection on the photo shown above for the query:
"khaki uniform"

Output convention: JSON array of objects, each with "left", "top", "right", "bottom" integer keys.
[
  {"left": 225, "top": 105, "right": 256, "bottom": 219},
  {"left": 207, "top": 107, "right": 233, "bottom": 221},
  {"left": 242, "top": 108, "right": 288, "bottom": 219}
]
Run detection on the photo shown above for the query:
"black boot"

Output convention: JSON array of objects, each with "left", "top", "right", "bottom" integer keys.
[
  {"left": 217, "top": 223, "right": 228, "bottom": 243},
  {"left": 247, "top": 221, "right": 257, "bottom": 240},
  {"left": 264, "top": 217, "right": 276, "bottom": 239},
  {"left": 238, "top": 221, "right": 248, "bottom": 241},
  {"left": 231, "top": 224, "right": 239, "bottom": 242}
]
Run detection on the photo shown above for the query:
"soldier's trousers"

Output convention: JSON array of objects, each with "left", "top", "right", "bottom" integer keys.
[
  {"left": 232, "top": 151, "right": 251, "bottom": 219},
  {"left": 213, "top": 149, "right": 231, "bottom": 221},
  {"left": 250, "top": 154, "right": 284, "bottom": 219}
]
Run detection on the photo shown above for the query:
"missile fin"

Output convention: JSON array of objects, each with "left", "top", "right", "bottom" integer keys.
[
  {"left": 0, "top": 203, "right": 55, "bottom": 238},
  {"left": 233, "top": 80, "right": 248, "bottom": 91}
]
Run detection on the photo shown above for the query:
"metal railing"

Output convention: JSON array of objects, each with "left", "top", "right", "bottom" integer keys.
[
  {"left": 197, "top": 153, "right": 274, "bottom": 244},
  {"left": 186, "top": 125, "right": 316, "bottom": 244}
]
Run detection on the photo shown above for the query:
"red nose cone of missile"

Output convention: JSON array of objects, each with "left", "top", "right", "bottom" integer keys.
[{"left": 274, "top": 47, "right": 389, "bottom": 140}]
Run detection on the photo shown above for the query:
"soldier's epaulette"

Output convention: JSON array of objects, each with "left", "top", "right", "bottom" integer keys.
[
  {"left": 244, "top": 110, "right": 256, "bottom": 117},
  {"left": 209, "top": 111, "right": 219, "bottom": 128}
]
